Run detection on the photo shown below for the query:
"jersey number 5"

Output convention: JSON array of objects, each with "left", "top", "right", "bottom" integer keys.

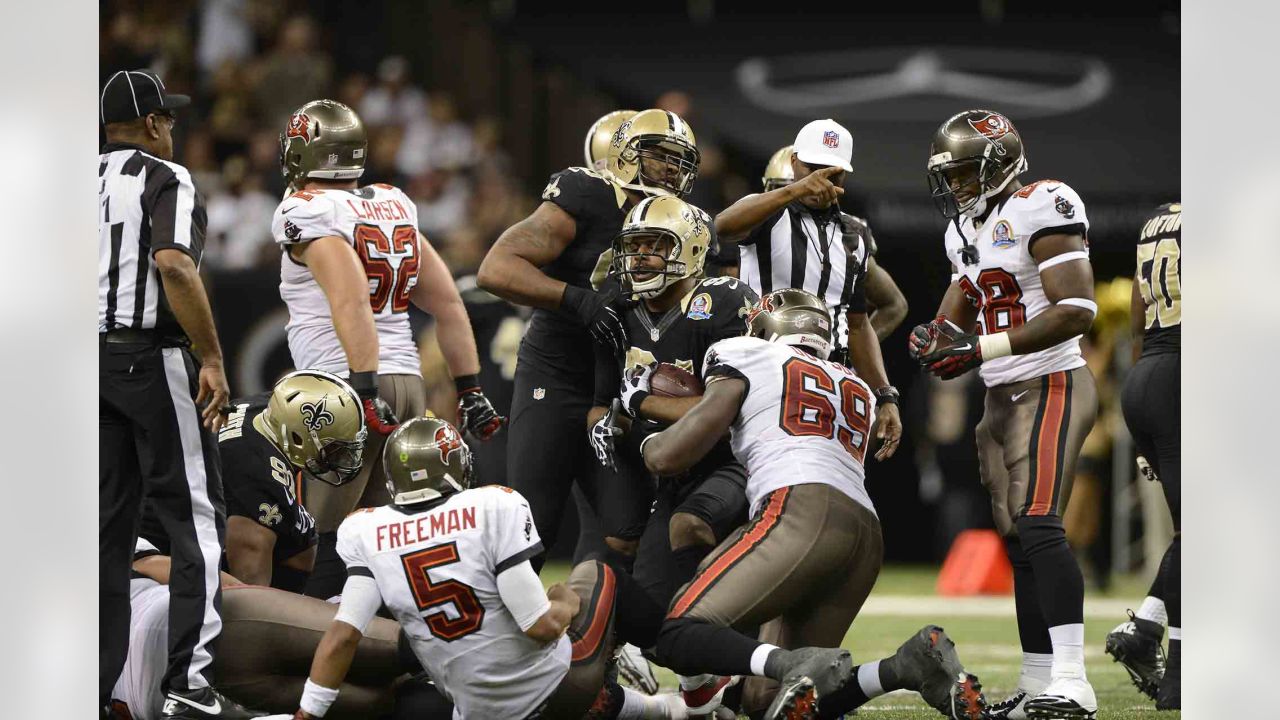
[
  {"left": 400, "top": 542, "right": 485, "bottom": 641},
  {"left": 355, "top": 224, "right": 420, "bottom": 313},
  {"left": 779, "top": 357, "right": 873, "bottom": 463}
]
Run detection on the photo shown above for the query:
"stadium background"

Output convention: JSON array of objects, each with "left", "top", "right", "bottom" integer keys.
[{"left": 99, "top": 0, "right": 1179, "bottom": 580}]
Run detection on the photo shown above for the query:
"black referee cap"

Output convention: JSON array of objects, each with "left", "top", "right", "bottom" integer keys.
[{"left": 100, "top": 69, "right": 190, "bottom": 126}]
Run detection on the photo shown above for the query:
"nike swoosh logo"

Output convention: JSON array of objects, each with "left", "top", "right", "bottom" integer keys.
[
  {"left": 1011, "top": 390, "right": 1029, "bottom": 402},
  {"left": 952, "top": 343, "right": 972, "bottom": 352},
  {"left": 167, "top": 694, "right": 222, "bottom": 714},
  {"left": 281, "top": 207, "right": 296, "bottom": 215},
  {"left": 1046, "top": 185, "right": 1061, "bottom": 192}
]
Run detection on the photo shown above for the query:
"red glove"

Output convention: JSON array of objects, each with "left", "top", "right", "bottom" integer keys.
[{"left": 349, "top": 371, "right": 400, "bottom": 436}]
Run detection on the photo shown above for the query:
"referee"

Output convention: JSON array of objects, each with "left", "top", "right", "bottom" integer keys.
[
  {"left": 715, "top": 118, "right": 902, "bottom": 460},
  {"left": 99, "top": 70, "right": 260, "bottom": 719}
]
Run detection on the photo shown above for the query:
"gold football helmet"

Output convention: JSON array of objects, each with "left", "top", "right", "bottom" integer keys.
[
  {"left": 279, "top": 99, "right": 368, "bottom": 192},
  {"left": 604, "top": 108, "right": 700, "bottom": 198},
  {"left": 609, "top": 195, "right": 711, "bottom": 299},
  {"left": 253, "top": 370, "right": 367, "bottom": 485},
  {"left": 585, "top": 109, "right": 637, "bottom": 171},
  {"left": 762, "top": 145, "right": 794, "bottom": 191}
]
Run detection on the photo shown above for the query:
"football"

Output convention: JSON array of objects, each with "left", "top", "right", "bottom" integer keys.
[{"left": 650, "top": 362, "right": 703, "bottom": 398}]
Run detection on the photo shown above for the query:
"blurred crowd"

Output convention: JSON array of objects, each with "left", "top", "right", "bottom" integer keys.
[{"left": 101, "top": 2, "right": 534, "bottom": 276}]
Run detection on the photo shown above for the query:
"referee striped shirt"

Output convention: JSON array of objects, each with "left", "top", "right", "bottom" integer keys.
[
  {"left": 99, "top": 142, "right": 206, "bottom": 336},
  {"left": 737, "top": 201, "right": 872, "bottom": 352}
]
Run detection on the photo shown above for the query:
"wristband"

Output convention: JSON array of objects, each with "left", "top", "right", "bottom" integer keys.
[
  {"left": 1057, "top": 297, "right": 1098, "bottom": 315},
  {"left": 300, "top": 679, "right": 340, "bottom": 718},
  {"left": 874, "top": 386, "right": 900, "bottom": 405},
  {"left": 454, "top": 374, "right": 481, "bottom": 394},
  {"left": 559, "top": 284, "right": 589, "bottom": 314},
  {"left": 978, "top": 332, "right": 1013, "bottom": 360},
  {"left": 347, "top": 370, "right": 378, "bottom": 400}
]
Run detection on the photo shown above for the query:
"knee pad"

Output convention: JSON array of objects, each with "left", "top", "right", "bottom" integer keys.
[
  {"left": 1015, "top": 514, "right": 1067, "bottom": 557},
  {"left": 669, "top": 512, "right": 716, "bottom": 550}
]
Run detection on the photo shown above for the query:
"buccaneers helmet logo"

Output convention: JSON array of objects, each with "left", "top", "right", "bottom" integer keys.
[
  {"left": 300, "top": 398, "right": 334, "bottom": 431},
  {"left": 747, "top": 294, "right": 776, "bottom": 325},
  {"left": 286, "top": 112, "right": 313, "bottom": 143},
  {"left": 967, "top": 113, "right": 1012, "bottom": 156},
  {"left": 434, "top": 425, "right": 464, "bottom": 464}
]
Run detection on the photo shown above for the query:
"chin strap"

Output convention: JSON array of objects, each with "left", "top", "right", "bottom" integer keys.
[{"left": 954, "top": 217, "right": 980, "bottom": 266}]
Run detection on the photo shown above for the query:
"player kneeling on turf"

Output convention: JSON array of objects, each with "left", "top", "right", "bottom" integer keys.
[{"left": 290, "top": 415, "right": 688, "bottom": 720}]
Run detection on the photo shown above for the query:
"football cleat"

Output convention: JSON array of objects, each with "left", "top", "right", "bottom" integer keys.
[
  {"left": 888, "top": 626, "right": 986, "bottom": 719},
  {"left": 764, "top": 647, "right": 855, "bottom": 720},
  {"left": 680, "top": 674, "right": 739, "bottom": 716},
  {"left": 160, "top": 686, "right": 267, "bottom": 718},
  {"left": 1104, "top": 610, "right": 1165, "bottom": 700},
  {"left": 1156, "top": 640, "right": 1181, "bottom": 710},
  {"left": 1022, "top": 676, "right": 1097, "bottom": 720},
  {"left": 616, "top": 643, "right": 660, "bottom": 695},
  {"left": 764, "top": 675, "right": 820, "bottom": 720}
]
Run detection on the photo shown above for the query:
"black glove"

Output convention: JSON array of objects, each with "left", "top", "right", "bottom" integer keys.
[
  {"left": 907, "top": 315, "right": 947, "bottom": 362},
  {"left": 349, "top": 370, "right": 400, "bottom": 436},
  {"left": 920, "top": 326, "right": 983, "bottom": 380},
  {"left": 561, "top": 284, "right": 629, "bottom": 360},
  {"left": 455, "top": 375, "right": 505, "bottom": 441},
  {"left": 589, "top": 399, "right": 625, "bottom": 471}
]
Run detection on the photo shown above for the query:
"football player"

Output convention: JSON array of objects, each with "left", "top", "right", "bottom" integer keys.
[
  {"left": 1105, "top": 202, "right": 1181, "bottom": 710},
  {"left": 911, "top": 109, "right": 1100, "bottom": 719},
  {"left": 477, "top": 108, "right": 701, "bottom": 569},
  {"left": 758, "top": 145, "right": 907, "bottom": 342},
  {"left": 715, "top": 126, "right": 902, "bottom": 463},
  {"left": 272, "top": 99, "right": 502, "bottom": 599},
  {"left": 588, "top": 195, "right": 758, "bottom": 713},
  {"left": 586, "top": 110, "right": 638, "bottom": 171},
  {"left": 110, "top": 539, "right": 427, "bottom": 720},
  {"left": 220, "top": 370, "right": 365, "bottom": 593},
  {"left": 642, "top": 289, "right": 985, "bottom": 720},
  {"left": 287, "top": 416, "right": 687, "bottom": 720}
]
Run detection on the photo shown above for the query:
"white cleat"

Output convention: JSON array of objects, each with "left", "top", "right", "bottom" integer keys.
[
  {"left": 985, "top": 676, "right": 1047, "bottom": 720},
  {"left": 1023, "top": 676, "right": 1097, "bottom": 720},
  {"left": 617, "top": 642, "right": 660, "bottom": 695}
]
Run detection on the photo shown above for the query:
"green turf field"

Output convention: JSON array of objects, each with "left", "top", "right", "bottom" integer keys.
[{"left": 543, "top": 563, "right": 1178, "bottom": 719}]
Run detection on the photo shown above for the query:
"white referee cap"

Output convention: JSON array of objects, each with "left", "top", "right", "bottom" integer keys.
[{"left": 793, "top": 119, "right": 853, "bottom": 172}]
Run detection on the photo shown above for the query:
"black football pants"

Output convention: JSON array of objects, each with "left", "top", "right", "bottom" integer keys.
[{"left": 100, "top": 340, "right": 227, "bottom": 706}]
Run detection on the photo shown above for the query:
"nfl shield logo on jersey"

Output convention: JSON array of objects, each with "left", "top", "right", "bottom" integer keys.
[
  {"left": 532, "top": 387, "right": 546, "bottom": 400},
  {"left": 823, "top": 130, "right": 840, "bottom": 148}
]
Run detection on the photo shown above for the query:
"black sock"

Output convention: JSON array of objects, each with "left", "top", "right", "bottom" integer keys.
[
  {"left": 1161, "top": 534, "right": 1181, "bottom": 630},
  {"left": 658, "top": 617, "right": 761, "bottom": 677},
  {"left": 610, "top": 564, "right": 666, "bottom": 649},
  {"left": 1006, "top": 534, "right": 1053, "bottom": 653},
  {"left": 1016, "top": 516, "right": 1085, "bottom": 628},
  {"left": 817, "top": 658, "right": 899, "bottom": 719},
  {"left": 671, "top": 545, "right": 711, "bottom": 592}
]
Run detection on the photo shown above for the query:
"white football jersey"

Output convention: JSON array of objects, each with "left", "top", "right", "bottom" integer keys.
[
  {"left": 110, "top": 539, "right": 174, "bottom": 720},
  {"left": 336, "top": 486, "right": 568, "bottom": 719},
  {"left": 272, "top": 184, "right": 423, "bottom": 376},
  {"left": 703, "top": 336, "right": 877, "bottom": 518},
  {"left": 943, "top": 179, "right": 1091, "bottom": 387}
]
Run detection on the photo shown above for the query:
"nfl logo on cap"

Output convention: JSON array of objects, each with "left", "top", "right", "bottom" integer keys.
[{"left": 823, "top": 130, "right": 840, "bottom": 148}]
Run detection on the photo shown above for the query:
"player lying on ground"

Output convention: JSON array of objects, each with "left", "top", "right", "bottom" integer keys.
[
  {"left": 642, "top": 289, "right": 985, "bottom": 720},
  {"left": 289, "top": 416, "right": 689, "bottom": 720},
  {"left": 109, "top": 539, "right": 435, "bottom": 720}
]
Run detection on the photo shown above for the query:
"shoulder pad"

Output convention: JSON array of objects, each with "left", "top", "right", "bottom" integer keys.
[
  {"left": 541, "top": 166, "right": 626, "bottom": 216},
  {"left": 1010, "top": 180, "right": 1088, "bottom": 237},
  {"left": 272, "top": 191, "right": 339, "bottom": 245}
]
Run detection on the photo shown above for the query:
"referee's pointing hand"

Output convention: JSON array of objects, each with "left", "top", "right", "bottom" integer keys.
[
  {"left": 794, "top": 166, "right": 845, "bottom": 208},
  {"left": 196, "top": 360, "right": 231, "bottom": 433}
]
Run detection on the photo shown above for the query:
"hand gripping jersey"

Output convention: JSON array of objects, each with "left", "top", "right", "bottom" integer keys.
[
  {"left": 944, "top": 179, "right": 1091, "bottom": 387},
  {"left": 271, "top": 184, "right": 423, "bottom": 376},
  {"left": 522, "top": 167, "right": 631, "bottom": 375},
  {"left": 1135, "top": 202, "right": 1181, "bottom": 357},
  {"left": 336, "top": 486, "right": 567, "bottom": 719},
  {"left": 218, "top": 396, "right": 318, "bottom": 563},
  {"left": 702, "top": 336, "right": 877, "bottom": 517}
]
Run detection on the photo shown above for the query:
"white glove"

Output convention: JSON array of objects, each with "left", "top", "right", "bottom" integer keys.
[{"left": 619, "top": 363, "right": 656, "bottom": 418}]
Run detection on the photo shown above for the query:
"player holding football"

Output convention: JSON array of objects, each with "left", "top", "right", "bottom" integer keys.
[
  {"left": 477, "top": 108, "right": 701, "bottom": 569},
  {"left": 588, "top": 195, "right": 758, "bottom": 713},
  {"left": 272, "top": 99, "right": 502, "bottom": 598},
  {"left": 642, "top": 289, "right": 984, "bottom": 720},
  {"left": 288, "top": 416, "right": 688, "bottom": 720},
  {"left": 910, "top": 110, "right": 1099, "bottom": 719}
]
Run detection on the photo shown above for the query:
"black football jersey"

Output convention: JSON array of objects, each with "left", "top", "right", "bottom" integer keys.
[
  {"left": 460, "top": 281, "right": 526, "bottom": 418},
  {"left": 217, "top": 395, "right": 318, "bottom": 562},
  {"left": 1135, "top": 202, "right": 1181, "bottom": 357},
  {"left": 521, "top": 167, "right": 632, "bottom": 376}
]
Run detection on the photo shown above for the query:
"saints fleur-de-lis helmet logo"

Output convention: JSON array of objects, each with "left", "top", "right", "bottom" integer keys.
[{"left": 300, "top": 397, "right": 335, "bottom": 431}]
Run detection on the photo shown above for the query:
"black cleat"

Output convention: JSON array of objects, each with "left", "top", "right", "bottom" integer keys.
[
  {"left": 160, "top": 686, "right": 267, "bottom": 718},
  {"left": 1104, "top": 610, "right": 1165, "bottom": 700},
  {"left": 1156, "top": 640, "right": 1180, "bottom": 710},
  {"left": 764, "top": 647, "right": 854, "bottom": 720},
  {"left": 889, "top": 625, "right": 986, "bottom": 719}
]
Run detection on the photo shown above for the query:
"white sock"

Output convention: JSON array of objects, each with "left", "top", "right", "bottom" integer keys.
[
  {"left": 750, "top": 644, "right": 780, "bottom": 677},
  {"left": 1168, "top": 626, "right": 1182, "bottom": 641},
  {"left": 619, "top": 687, "right": 687, "bottom": 720},
  {"left": 1136, "top": 596, "right": 1168, "bottom": 626},
  {"left": 856, "top": 660, "right": 885, "bottom": 699},
  {"left": 1021, "top": 652, "right": 1053, "bottom": 690},
  {"left": 1048, "top": 624, "right": 1086, "bottom": 679}
]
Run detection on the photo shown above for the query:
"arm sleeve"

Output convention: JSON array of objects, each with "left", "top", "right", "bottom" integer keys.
[
  {"left": 145, "top": 163, "right": 206, "bottom": 264},
  {"left": 593, "top": 342, "right": 622, "bottom": 406},
  {"left": 333, "top": 575, "right": 382, "bottom": 634},
  {"left": 703, "top": 337, "right": 753, "bottom": 386},
  {"left": 486, "top": 488, "right": 545, "bottom": 574},
  {"left": 735, "top": 204, "right": 783, "bottom": 248},
  {"left": 335, "top": 517, "right": 372, "bottom": 577},
  {"left": 1021, "top": 181, "right": 1090, "bottom": 247},
  {"left": 271, "top": 192, "right": 340, "bottom": 246},
  {"left": 495, "top": 560, "right": 552, "bottom": 632}
]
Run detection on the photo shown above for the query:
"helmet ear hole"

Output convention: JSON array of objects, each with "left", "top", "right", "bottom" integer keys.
[{"left": 291, "top": 431, "right": 305, "bottom": 447}]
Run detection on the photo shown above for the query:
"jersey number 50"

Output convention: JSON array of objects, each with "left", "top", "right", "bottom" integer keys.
[
  {"left": 779, "top": 357, "right": 873, "bottom": 463},
  {"left": 355, "top": 224, "right": 420, "bottom": 314},
  {"left": 400, "top": 542, "right": 485, "bottom": 641}
]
